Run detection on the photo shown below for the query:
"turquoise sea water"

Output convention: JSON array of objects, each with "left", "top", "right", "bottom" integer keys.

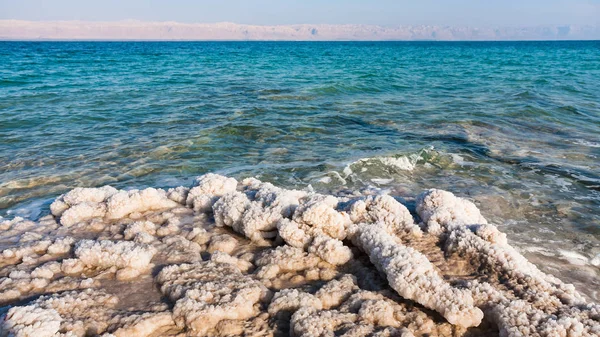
[{"left": 1, "top": 41, "right": 599, "bottom": 297}]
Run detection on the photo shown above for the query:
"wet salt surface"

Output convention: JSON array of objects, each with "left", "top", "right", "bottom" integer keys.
[{"left": 0, "top": 174, "right": 598, "bottom": 336}]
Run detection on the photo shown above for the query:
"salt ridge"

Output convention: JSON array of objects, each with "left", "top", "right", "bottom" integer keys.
[{"left": 0, "top": 173, "right": 598, "bottom": 336}]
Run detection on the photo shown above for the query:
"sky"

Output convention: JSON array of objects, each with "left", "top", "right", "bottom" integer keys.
[{"left": 1, "top": 0, "right": 599, "bottom": 27}]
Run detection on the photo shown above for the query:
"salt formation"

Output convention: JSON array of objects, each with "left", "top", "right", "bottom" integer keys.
[
  {"left": 351, "top": 223, "right": 483, "bottom": 328},
  {"left": 156, "top": 261, "right": 270, "bottom": 335},
  {"left": 73, "top": 240, "right": 157, "bottom": 280},
  {"left": 1, "top": 173, "right": 599, "bottom": 337}
]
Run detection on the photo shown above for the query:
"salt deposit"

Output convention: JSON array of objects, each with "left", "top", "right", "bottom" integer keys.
[{"left": 0, "top": 173, "right": 598, "bottom": 336}]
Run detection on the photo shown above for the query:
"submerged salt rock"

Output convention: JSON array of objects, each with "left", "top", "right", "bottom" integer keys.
[
  {"left": 156, "top": 261, "right": 269, "bottom": 335},
  {"left": 106, "top": 188, "right": 180, "bottom": 219},
  {"left": 74, "top": 240, "right": 156, "bottom": 280},
  {"left": 353, "top": 223, "right": 483, "bottom": 328},
  {"left": 186, "top": 173, "right": 238, "bottom": 212}
]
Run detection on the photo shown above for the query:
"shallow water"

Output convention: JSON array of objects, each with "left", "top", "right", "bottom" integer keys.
[{"left": 1, "top": 41, "right": 599, "bottom": 298}]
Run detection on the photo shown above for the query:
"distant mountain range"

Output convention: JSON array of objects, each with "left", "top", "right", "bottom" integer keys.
[{"left": 1, "top": 20, "right": 599, "bottom": 41}]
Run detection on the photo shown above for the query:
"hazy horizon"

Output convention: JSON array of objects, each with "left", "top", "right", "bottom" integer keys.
[
  {"left": 2, "top": 1, "right": 599, "bottom": 40},
  {"left": 1, "top": 20, "right": 599, "bottom": 41}
]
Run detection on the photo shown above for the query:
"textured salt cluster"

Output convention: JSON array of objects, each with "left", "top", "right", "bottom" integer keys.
[{"left": 0, "top": 174, "right": 598, "bottom": 337}]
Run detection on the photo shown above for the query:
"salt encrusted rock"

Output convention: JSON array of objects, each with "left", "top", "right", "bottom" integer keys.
[
  {"left": 186, "top": 173, "right": 238, "bottom": 212},
  {"left": 1, "top": 305, "right": 62, "bottom": 337},
  {"left": 213, "top": 191, "right": 251, "bottom": 232},
  {"left": 59, "top": 202, "right": 108, "bottom": 227},
  {"left": 166, "top": 186, "right": 189, "bottom": 205},
  {"left": 446, "top": 226, "right": 585, "bottom": 306},
  {"left": 1, "top": 237, "right": 74, "bottom": 267},
  {"left": 49, "top": 186, "right": 121, "bottom": 227},
  {"left": 156, "top": 261, "right": 270, "bottom": 335},
  {"left": 352, "top": 223, "right": 483, "bottom": 328},
  {"left": 291, "top": 195, "right": 349, "bottom": 241},
  {"left": 0, "top": 217, "right": 51, "bottom": 243},
  {"left": 74, "top": 240, "right": 156, "bottom": 280},
  {"left": 0, "top": 271, "right": 97, "bottom": 305},
  {"left": 290, "top": 307, "right": 358, "bottom": 337},
  {"left": 50, "top": 186, "right": 118, "bottom": 216},
  {"left": 210, "top": 251, "right": 253, "bottom": 272},
  {"left": 307, "top": 234, "right": 353, "bottom": 265},
  {"left": 123, "top": 220, "right": 157, "bottom": 241},
  {"left": 240, "top": 180, "right": 307, "bottom": 243},
  {"left": 1, "top": 176, "right": 599, "bottom": 337},
  {"left": 277, "top": 218, "right": 312, "bottom": 248},
  {"left": 358, "top": 299, "right": 399, "bottom": 327},
  {"left": 108, "top": 311, "right": 175, "bottom": 337},
  {"left": 106, "top": 188, "right": 180, "bottom": 219},
  {"left": 255, "top": 245, "right": 321, "bottom": 279},
  {"left": 207, "top": 233, "right": 238, "bottom": 254},
  {"left": 484, "top": 298, "right": 600, "bottom": 337},
  {"left": 315, "top": 274, "right": 359, "bottom": 309},
  {"left": 212, "top": 179, "right": 307, "bottom": 245},
  {"left": 348, "top": 195, "right": 422, "bottom": 237},
  {"left": 268, "top": 289, "right": 323, "bottom": 318},
  {"left": 241, "top": 178, "right": 307, "bottom": 218},
  {"left": 416, "top": 189, "right": 487, "bottom": 236},
  {"left": 1, "top": 289, "right": 118, "bottom": 337}
]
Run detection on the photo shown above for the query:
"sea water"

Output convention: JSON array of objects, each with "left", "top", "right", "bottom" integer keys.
[{"left": 1, "top": 41, "right": 599, "bottom": 299}]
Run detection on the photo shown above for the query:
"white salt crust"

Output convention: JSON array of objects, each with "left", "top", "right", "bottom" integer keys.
[{"left": 0, "top": 173, "right": 598, "bottom": 337}]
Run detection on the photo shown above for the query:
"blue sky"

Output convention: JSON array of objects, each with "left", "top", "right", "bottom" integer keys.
[{"left": 1, "top": 0, "right": 598, "bottom": 26}]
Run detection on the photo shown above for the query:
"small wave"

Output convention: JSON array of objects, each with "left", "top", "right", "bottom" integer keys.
[
  {"left": 356, "top": 155, "right": 417, "bottom": 172},
  {"left": 558, "top": 250, "right": 590, "bottom": 266},
  {"left": 574, "top": 139, "right": 600, "bottom": 148},
  {"left": 310, "top": 83, "right": 383, "bottom": 95},
  {"left": 312, "top": 147, "right": 479, "bottom": 188},
  {"left": 258, "top": 94, "right": 314, "bottom": 101}
]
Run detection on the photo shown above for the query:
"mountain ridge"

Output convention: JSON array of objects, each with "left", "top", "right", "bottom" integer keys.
[{"left": 1, "top": 20, "right": 599, "bottom": 41}]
